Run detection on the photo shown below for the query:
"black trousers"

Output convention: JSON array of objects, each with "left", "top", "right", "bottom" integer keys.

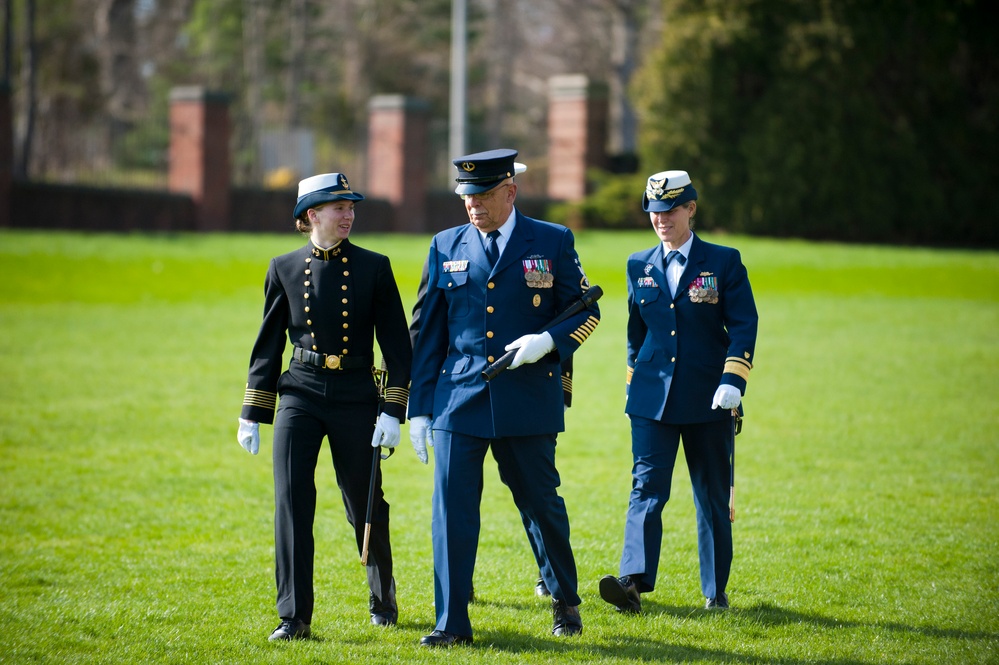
[{"left": 271, "top": 362, "right": 393, "bottom": 624}]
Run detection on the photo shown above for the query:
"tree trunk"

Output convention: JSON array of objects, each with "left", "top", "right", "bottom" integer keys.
[{"left": 17, "top": 0, "right": 35, "bottom": 177}]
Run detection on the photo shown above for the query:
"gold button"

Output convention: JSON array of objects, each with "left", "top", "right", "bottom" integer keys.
[
  {"left": 342, "top": 257, "right": 348, "bottom": 263},
  {"left": 342, "top": 298, "right": 348, "bottom": 304},
  {"left": 310, "top": 332, "right": 315, "bottom": 338},
  {"left": 671, "top": 330, "right": 676, "bottom": 336},
  {"left": 548, "top": 372, "right": 553, "bottom": 377},
  {"left": 342, "top": 348, "right": 348, "bottom": 354},
  {"left": 640, "top": 299, "right": 645, "bottom": 304},
  {"left": 306, "top": 319, "right": 312, "bottom": 325},
  {"left": 487, "top": 306, "right": 494, "bottom": 313},
  {"left": 448, "top": 282, "right": 453, "bottom": 287},
  {"left": 306, "top": 258, "right": 312, "bottom": 263},
  {"left": 343, "top": 323, "right": 349, "bottom": 329},
  {"left": 671, "top": 357, "right": 676, "bottom": 362},
  {"left": 486, "top": 331, "right": 494, "bottom": 338},
  {"left": 343, "top": 271, "right": 349, "bottom": 276},
  {"left": 312, "top": 345, "right": 317, "bottom": 350},
  {"left": 488, "top": 356, "right": 494, "bottom": 362},
  {"left": 304, "top": 281, "right": 311, "bottom": 287},
  {"left": 488, "top": 282, "right": 495, "bottom": 289},
  {"left": 343, "top": 336, "right": 349, "bottom": 342},
  {"left": 305, "top": 269, "right": 311, "bottom": 275},
  {"left": 670, "top": 304, "right": 675, "bottom": 309},
  {"left": 341, "top": 285, "right": 347, "bottom": 291},
  {"left": 304, "top": 293, "right": 309, "bottom": 299},
  {"left": 305, "top": 306, "right": 310, "bottom": 313},
  {"left": 342, "top": 311, "right": 348, "bottom": 316}
]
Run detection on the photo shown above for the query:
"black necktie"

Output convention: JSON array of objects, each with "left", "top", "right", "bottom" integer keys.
[
  {"left": 666, "top": 250, "right": 686, "bottom": 268},
  {"left": 485, "top": 230, "right": 501, "bottom": 267}
]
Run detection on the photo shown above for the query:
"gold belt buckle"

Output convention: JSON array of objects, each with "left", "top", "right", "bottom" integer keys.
[{"left": 324, "top": 354, "right": 342, "bottom": 370}]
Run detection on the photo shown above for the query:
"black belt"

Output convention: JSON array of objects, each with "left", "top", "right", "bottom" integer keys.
[{"left": 293, "top": 347, "right": 373, "bottom": 371}]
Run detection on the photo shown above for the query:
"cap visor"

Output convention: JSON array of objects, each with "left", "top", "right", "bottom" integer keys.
[{"left": 454, "top": 179, "right": 506, "bottom": 196}]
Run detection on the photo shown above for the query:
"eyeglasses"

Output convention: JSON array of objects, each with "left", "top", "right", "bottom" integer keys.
[{"left": 460, "top": 183, "right": 511, "bottom": 202}]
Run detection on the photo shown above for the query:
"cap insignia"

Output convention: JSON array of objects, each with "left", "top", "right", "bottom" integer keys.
[
  {"left": 663, "top": 187, "right": 685, "bottom": 199},
  {"left": 461, "top": 162, "right": 476, "bottom": 172},
  {"left": 340, "top": 174, "right": 349, "bottom": 189},
  {"left": 646, "top": 176, "right": 667, "bottom": 200}
]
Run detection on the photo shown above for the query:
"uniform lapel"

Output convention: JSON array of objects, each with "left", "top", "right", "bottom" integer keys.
[
  {"left": 652, "top": 245, "right": 670, "bottom": 299},
  {"left": 493, "top": 211, "right": 533, "bottom": 276},
  {"left": 460, "top": 223, "right": 492, "bottom": 280}
]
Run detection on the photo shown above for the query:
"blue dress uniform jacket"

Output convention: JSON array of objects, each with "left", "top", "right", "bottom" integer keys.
[
  {"left": 409, "top": 212, "right": 599, "bottom": 436},
  {"left": 625, "top": 233, "right": 757, "bottom": 422},
  {"left": 240, "top": 238, "right": 411, "bottom": 626}
]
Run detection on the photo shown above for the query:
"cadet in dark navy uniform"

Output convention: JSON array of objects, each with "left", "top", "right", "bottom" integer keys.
[
  {"left": 236, "top": 173, "right": 412, "bottom": 640},
  {"left": 598, "top": 170, "right": 758, "bottom": 614},
  {"left": 408, "top": 149, "right": 600, "bottom": 647}
]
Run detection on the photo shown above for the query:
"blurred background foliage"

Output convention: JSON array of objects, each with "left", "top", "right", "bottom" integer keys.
[{"left": 4, "top": 0, "right": 997, "bottom": 244}]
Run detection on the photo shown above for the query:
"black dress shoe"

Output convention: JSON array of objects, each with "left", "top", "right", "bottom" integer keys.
[
  {"left": 599, "top": 574, "right": 641, "bottom": 614},
  {"left": 419, "top": 630, "right": 473, "bottom": 647},
  {"left": 552, "top": 599, "right": 582, "bottom": 636},
  {"left": 371, "top": 611, "right": 397, "bottom": 626},
  {"left": 535, "top": 576, "right": 552, "bottom": 597},
  {"left": 268, "top": 619, "right": 311, "bottom": 641},
  {"left": 705, "top": 592, "right": 729, "bottom": 609},
  {"left": 369, "top": 587, "right": 397, "bottom": 626}
]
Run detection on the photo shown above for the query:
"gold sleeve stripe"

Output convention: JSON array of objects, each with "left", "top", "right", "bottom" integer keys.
[
  {"left": 243, "top": 388, "right": 277, "bottom": 410},
  {"left": 569, "top": 316, "right": 600, "bottom": 345},
  {"left": 561, "top": 375, "right": 573, "bottom": 394},
  {"left": 724, "top": 358, "right": 752, "bottom": 381},
  {"left": 626, "top": 366, "right": 634, "bottom": 385},
  {"left": 385, "top": 387, "right": 409, "bottom": 406}
]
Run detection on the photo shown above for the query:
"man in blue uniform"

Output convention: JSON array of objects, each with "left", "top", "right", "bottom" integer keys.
[
  {"left": 237, "top": 173, "right": 412, "bottom": 640},
  {"left": 409, "top": 260, "right": 572, "bottom": 600},
  {"left": 598, "top": 170, "right": 758, "bottom": 613},
  {"left": 408, "top": 149, "right": 600, "bottom": 647}
]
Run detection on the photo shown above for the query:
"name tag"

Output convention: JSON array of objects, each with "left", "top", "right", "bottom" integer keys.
[{"left": 443, "top": 260, "right": 469, "bottom": 273}]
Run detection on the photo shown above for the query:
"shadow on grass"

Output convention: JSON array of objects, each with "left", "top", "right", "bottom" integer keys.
[
  {"left": 472, "top": 627, "right": 878, "bottom": 665},
  {"left": 643, "top": 599, "right": 997, "bottom": 642}
]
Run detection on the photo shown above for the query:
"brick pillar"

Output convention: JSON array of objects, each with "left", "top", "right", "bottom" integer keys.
[
  {"left": 366, "top": 95, "right": 429, "bottom": 232},
  {"left": 0, "top": 81, "right": 11, "bottom": 228},
  {"left": 546, "top": 75, "right": 609, "bottom": 201},
  {"left": 168, "top": 87, "right": 230, "bottom": 231}
]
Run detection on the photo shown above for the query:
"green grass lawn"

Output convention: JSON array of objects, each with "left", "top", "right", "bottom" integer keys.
[{"left": 0, "top": 228, "right": 996, "bottom": 664}]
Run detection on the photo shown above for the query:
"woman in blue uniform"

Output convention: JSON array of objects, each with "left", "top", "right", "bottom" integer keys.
[{"left": 599, "top": 170, "right": 758, "bottom": 613}]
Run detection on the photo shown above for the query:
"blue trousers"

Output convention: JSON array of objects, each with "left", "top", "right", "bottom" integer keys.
[
  {"left": 620, "top": 416, "right": 733, "bottom": 599},
  {"left": 431, "top": 430, "right": 580, "bottom": 636}
]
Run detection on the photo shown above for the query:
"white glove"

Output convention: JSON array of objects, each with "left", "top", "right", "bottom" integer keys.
[
  {"left": 237, "top": 418, "right": 259, "bottom": 455},
  {"left": 371, "top": 413, "right": 401, "bottom": 459},
  {"left": 409, "top": 415, "right": 433, "bottom": 465},
  {"left": 711, "top": 384, "right": 742, "bottom": 410},
  {"left": 505, "top": 331, "right": 555, "bottom": 369}
]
